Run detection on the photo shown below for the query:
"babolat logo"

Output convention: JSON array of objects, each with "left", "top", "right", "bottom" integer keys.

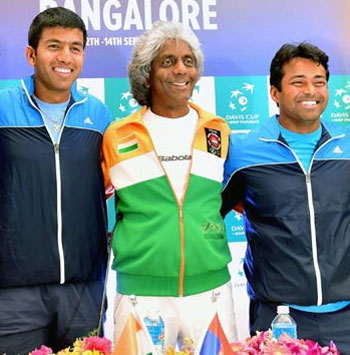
[
  {"left": 201, "top": 222, "right": 225, "bottom": 239},
  {"left": 205, "top": 128, "right": 221, "bottom": 157},
  {"left": 159, "top": 155, "right": 191, "bottom": 162}
]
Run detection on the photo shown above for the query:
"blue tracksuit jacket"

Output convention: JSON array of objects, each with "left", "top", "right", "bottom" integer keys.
[
  {"left": 222, "top": 115, "right": 350, "bottom": 306},
  {"left": 0, "top": 75, "right": 111, "bottom": 287}
]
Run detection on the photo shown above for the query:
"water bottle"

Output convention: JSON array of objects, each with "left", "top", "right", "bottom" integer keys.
[
  {"left": 143, "top": 311, "right": 165, "bottom": 354},
  {"left": 271, "top": 305, "right": 297, "bottom": 342}
]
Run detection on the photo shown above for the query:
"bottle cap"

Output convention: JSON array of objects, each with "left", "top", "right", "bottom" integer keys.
[{"left": 277, "top": 305, "right": 289, "bottom": 314}]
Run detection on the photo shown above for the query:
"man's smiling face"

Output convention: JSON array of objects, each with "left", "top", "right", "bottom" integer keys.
[
  {"left": 26, "top": 26, "right": 85, "bottom": 103},
  {"left": 270, "top": 57, "right": 329, "bottom": 133},
  {"left": 148, "top": 39, "right": 198, "bottom": 117}
]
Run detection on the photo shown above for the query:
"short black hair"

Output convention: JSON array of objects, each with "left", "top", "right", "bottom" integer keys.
[
  {"left": 28, "top": 7, "right": 87, "bottom": 50},
  {"left": 270, "top": 42, "right": 329, "bottom": 91}
]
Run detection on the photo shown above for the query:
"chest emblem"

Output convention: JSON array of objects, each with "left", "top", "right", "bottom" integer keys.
[
  {"left": 205, "top": 128, "right": 222, "bottom": 157},
  {"left": 117, "top": 134, "right": 139, "bottom": 154}
]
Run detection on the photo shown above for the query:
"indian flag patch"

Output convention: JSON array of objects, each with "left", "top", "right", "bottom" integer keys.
[{"left": 117, "top": 134, "right": 139, "bottom": 154}]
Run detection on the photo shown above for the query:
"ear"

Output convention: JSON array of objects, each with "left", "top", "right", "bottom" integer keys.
[
  {"left": 270, "top": 85, "right": 280, "bottom": 104},
  {"left": 25, "top": 46, "right": 36, "bottom": 67},
  {"left": 145, "top": 70, "right": 154, "bottom": 88}
]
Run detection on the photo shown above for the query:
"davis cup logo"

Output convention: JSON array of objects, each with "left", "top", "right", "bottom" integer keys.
[
  {"left": 333, "top": 81, "right": 350, "bottom": 111},
  {"left": 118, "top": 91, "right": 139, "bottom": 115},
  {"left": 230, "top": 83, "right": 254, "bottom": 113},
  {"left": 215, "top": 76, "right": 269, "bottom": 132},
  {"left": 324, "top": 77, "right": 350, "bottom": 125},
  {"left": 104, "top": 78, "right": 141, "bottom": 122}
]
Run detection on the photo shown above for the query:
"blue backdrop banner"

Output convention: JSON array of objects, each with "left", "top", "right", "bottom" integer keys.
[{"left": 1, "top": 0, "right": 350, "bottom": 79}]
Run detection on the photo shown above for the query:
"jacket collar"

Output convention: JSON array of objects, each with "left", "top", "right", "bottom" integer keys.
[
  {"left": 259, "top": 114, "right": 344, "bottom": 141},
  {"left": 117, "top": 101, "right": 229, "bottom": 134},
  {"left": 22, "top": 75, "right": 85, "bottom": 104}
]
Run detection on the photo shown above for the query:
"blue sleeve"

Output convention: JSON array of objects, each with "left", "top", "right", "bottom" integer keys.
[{"left": 221, "top": 134, "right": 244, "bottom": 217}]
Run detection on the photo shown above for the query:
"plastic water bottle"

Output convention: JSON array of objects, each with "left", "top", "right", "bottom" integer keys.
[
  {"left": 271, "top": 305, "right": 297, "bottom": 342},
  {"left": 143, "top": 311, "right": 165, "bottom": 354}
]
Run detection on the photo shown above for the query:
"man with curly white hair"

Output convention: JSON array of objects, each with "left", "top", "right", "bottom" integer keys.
[{"left": 102, "top": 21, "right": 237, "bottom": 352}]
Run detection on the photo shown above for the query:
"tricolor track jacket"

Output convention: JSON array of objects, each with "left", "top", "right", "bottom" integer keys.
[{"left": 102, "top": 103, "right": 232, "bottom": 296}]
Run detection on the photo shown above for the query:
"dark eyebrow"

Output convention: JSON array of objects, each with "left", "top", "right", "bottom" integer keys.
[
  {"left": 71, "top": 42, "right": 84, "bottom": 48},
  {"left": 289, "top": 74, "right": 327, "bottom": 80},
  {"left": 290, "top": 75, "right": 306, "bottom": 79},
  {"left": 45, "top": 38, "right": 84, "bottom": 47},
  {"left": 314, "top": 74, "right": 327, "bottom": 79}
]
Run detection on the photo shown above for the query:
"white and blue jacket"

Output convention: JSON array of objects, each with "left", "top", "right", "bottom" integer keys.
[
  {"left": 222, "top": 115, "right": 350, "bottom": 306},
  {"left": 0, "top": 75, "right": 111, "bottom": 288}
]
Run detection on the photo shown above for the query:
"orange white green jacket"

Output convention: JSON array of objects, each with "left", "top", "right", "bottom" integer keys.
[{"left": 102, "top": 102, "right": 232, "bottom": 297}]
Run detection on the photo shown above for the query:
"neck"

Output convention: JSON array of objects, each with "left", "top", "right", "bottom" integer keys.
[
  {"left": 151, "top": 103, "right": 190, "bottom": 118},
  {"left": 34, "top": 82, "right": 71, "bottom": 104},
  {"left": 35, "top": 92, "right": 70, "bottom": 104},
  {"left": 278, "top": 116, "right": 321, "bottom": 134}
]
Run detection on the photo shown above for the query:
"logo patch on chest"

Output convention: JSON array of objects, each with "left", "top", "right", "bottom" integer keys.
[
  {"left": 117, "top": 134, "right": 139, "bottom": 154},
  {"left": 205, "top": 128, "right": 222, "bottom": 157},
  {"left": 201, "top": 222, "right": 225, "bottom": 239}
]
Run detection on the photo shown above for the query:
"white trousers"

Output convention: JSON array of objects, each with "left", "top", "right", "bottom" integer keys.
[{"left": 113, "top": 281, "right": 237, "bottom": 352}]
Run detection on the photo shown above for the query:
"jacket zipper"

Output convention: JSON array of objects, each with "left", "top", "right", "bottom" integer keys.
[
  {"left": 141, "top": 123, "right": 190, "bottom": 297},
  {"left": 54, "top": 101, "right": 85, "bottom": 284},
  {"left": 54, "top": 142, "right": 65, "bottom": 284},
  {"left": 305, "top": 172, "right": 322, "bottom": 305},
  {"left": 178, "top": 207, "right": 185, "bottom": 296}
]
